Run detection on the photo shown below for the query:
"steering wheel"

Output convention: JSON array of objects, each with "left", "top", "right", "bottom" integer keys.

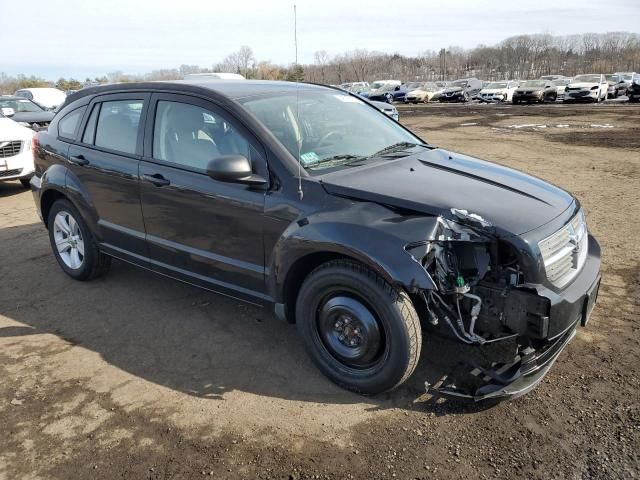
[{"left": 316, "top": 131, "right": 342, "bottom": 150}]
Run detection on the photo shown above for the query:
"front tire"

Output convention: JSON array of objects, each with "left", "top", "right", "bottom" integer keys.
[
  {"left": 19, "top": 178, "right": 31, "bottom": 189},
  {"left": 296, "top": 260, "right": 422, "bottom": 394},
  {"left": 47, "top": 199, "right": 111, "bottom": 280}
]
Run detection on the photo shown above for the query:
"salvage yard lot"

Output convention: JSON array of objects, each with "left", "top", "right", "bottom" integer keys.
[{"left": 1, "top": 103, "right": 638, "bottom": 479}]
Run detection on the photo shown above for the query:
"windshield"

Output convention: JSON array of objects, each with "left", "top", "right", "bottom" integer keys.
[
  {"left": 241, "top": 91, "right": 422, "bottom": 172},
  {"left": 0, "top": 98, "right": 44, "bottom": 113},
  {"left": 451, "top": 80, "right": 468, "bottom": 87},
  {"left": 405, "top": 82, "right": 423, "bottom": 90},
  {"left": 520, "top": 80, "right": 546, "bottom": 88},
  {"left": 485, "top": 82, "right": 508, "bottom": 89},
  {"left": 620, "top": 74, "right": 632, "bottom": 81},
  {"left": 552, "top": 79, "right": 570, "bottom": 86},
  {"left": 370, "top": 82, "right": 387, "bottom": 90},
  {"left": 573, "top": 75, "right": 601, "bottom": 83},
  {"left": 605, "top": 75, "right": 618, "bottom": 82}
]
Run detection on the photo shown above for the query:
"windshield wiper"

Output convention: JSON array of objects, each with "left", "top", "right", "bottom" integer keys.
[
  {"left": 368, "top": 142, "right": 429, "bottom": 158},
  {"left": 305, "top": 154, "right": 365, "bottom": 169}
]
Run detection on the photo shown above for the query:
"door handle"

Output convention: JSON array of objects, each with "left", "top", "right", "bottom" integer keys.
[
  {"left": 143, "top": 173, "right": 170, "bottom": 187},
  {"left": 69, "top": 154, "right": 89, "bottom": 166}
]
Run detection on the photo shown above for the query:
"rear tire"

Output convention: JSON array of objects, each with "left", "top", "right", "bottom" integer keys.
[
  {"left": 47, "top": 199, "right": 111, "bottom": 281},
  {"left": 295, "top": 259, "right": 422, "bottom": 394}
]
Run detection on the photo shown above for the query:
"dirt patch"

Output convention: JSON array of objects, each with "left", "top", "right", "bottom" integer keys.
[
  {"left": 545, "top": 129, "right": 639, "bottom": 150},
  {"left": 1, "top": 102, "right": 640, "bottom": 479}
]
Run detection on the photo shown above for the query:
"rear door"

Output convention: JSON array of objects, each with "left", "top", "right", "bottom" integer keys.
[
  {"left": 67, "top": 93, "right": 149, "bottom": 256},
  {"left": 139, "top": 93, "right": 269, "bottom": 300}
]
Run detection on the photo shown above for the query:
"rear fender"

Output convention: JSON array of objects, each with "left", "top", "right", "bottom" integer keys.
[{"left": 40, "top": 164, "right": 100, "bottom": 239}]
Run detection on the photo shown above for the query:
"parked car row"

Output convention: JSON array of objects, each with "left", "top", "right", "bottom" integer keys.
[{"left": 337, "top": 72, "right": 639, "bottom": 105}]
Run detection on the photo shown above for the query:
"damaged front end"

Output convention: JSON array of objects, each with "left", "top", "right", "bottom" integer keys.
[{"left": 405, "top": 210, "right": 581, "bottom": 402}]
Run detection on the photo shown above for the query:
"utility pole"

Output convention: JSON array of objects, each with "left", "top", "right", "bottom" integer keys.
[{"left": 440, "top": 48, "right": 447, "bottom": 81}]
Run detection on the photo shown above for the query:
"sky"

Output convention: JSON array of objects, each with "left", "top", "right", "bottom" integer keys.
[{"left": 2, "top": 0, "right": 639, "bottom": 80}]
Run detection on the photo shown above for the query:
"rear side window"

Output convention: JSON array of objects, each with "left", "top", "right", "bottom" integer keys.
[
  {"left": 94, "top": 100, "right": 143, "bottom": 155},
  {"left": 58, "top": 106, "right": 87, "bottom": 139}
]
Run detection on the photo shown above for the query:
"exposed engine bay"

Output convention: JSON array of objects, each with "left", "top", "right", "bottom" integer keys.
[{"left": 405, "top": 211, "right": 560, "bottom": 400}]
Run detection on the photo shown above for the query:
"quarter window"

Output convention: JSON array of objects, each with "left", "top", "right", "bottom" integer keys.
[
  {"left": 153, "top": 100, "right": 251, "bottom": 171},
  {"left": 58, "top": 106, "right": 87, "bottom": 139},
  {"left": 95, "top": 100, "right": 143, "bottom": 154}
]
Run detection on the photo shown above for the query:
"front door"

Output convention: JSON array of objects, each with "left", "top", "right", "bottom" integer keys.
[{"left": 139, "top": 93, "right": 269, "bottom": 301}]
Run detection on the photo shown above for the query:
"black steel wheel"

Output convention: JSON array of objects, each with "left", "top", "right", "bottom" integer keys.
[{"left": 296, "top": 259, "right": 422, "bottom": 394}]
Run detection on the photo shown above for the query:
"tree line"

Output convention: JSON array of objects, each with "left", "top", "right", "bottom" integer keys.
[{"left": 2, "top": 32, "right": 638, "bottom": 94}]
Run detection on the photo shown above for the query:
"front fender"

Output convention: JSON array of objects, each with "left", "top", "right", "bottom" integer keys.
[{"left": 269, "top": 202, "right": 440, "bottom": 303}]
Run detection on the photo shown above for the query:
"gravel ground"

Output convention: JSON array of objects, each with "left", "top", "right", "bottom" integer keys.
[{"left": 0, "top": 103, "right": 638, "bottom": 479}]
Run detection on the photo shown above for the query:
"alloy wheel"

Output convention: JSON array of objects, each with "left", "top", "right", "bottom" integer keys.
[{"left": 53, "top": 211, "right": 85, "bottom": 269}]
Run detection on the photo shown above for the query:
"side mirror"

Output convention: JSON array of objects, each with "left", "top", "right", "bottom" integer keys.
[
  {"left": 1, "top": 107, "right": 15, "bottom": 117},
  {"left": 206, "top": 155, "right": 267, "bottom": 186},
  {"left": 394, "top": 86, "right": 400, "bottom": 91}
]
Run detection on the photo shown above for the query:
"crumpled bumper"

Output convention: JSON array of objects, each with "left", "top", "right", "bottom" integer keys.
[
  {"left": 426, "top": 319, "right": 578, "bottom": 401},
  {"left": 426, "top": 243, "right": 601, "bottom": 402}
]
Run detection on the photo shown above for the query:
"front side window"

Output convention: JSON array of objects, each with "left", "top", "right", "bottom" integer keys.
[
  {"left": 153, "top": 100, "right": 251, "bottom": 171},
  {"left": 94, "top": 100, "right": 143, "bottom": 154},
  {"left": 241, "top": 91, "right": 421, "bottom": 172},
  {"left": 58, "top": 106, "right": 87, "bottom": 139}
]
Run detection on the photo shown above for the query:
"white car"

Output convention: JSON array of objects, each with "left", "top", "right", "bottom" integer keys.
[
  {"left": 14, "top": 87, "right": 66, "bottom": 111},
  {"left": 369, "top": 80, "right": 401, "bottom": 93},
  {"left": 370, "top": 100, "right": 399, "bottom": 121},
  {"left": 184, "top": 72, "right": 245, "bottom": 80},
  {"left": 478, "top": 80, "right": 519, "bottom": 102},
  {"left": 552, "top": 78, "right": 571, "bottom": 99},
  {"left": 0, "top": 108, "right": 35, "bottom": 188},
  {"left": 563, "top": 74, "right": 609, "bottom": 103},
  {"left": 405, "top": 82, "right": 440, "bottom": 103}
]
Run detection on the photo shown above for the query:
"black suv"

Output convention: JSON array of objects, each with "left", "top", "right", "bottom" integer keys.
[{"left": 30, "top": 81, "right": 601, "bottom": 400}]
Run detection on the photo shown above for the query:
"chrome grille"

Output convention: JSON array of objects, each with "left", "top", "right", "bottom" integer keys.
[
  {"left": 539, "top": 210, "right": 588, "bottom": 288},
  {"left": 0, "top": 141, "right": 22, "bottom": 158}
]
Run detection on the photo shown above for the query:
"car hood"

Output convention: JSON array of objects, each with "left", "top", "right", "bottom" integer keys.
[
  {"left": 567, "top": 82, "right": 598, "bottom": 89},
  {"left": 369, "top": 100, "right": 396, "bottom": 111},
  {"left": 0, "top": 118, "right": 34, "bottom": 142},
  {"left": 480, "top": 88, "right": 507, "bottom": 94},
  {"left": 442, "top": 87, "right": 464, "bottom": 93},
  {"left": 319, "top": 148, "right": 574, "bottom": 236},
  {"left": 515, "top": 87, "right": 543, "bottom": 92},
  {"left": 10, "top": 111, "right": 55, "bottom": 123}
]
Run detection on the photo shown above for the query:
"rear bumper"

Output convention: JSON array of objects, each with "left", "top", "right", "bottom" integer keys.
[{"left": 427, "top": 237, "right": 601, "bottom": 402}]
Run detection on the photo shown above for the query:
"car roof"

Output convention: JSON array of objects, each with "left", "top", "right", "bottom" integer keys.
[{"left": 65, "top": 80, "right": 333, "bottom": 106}]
